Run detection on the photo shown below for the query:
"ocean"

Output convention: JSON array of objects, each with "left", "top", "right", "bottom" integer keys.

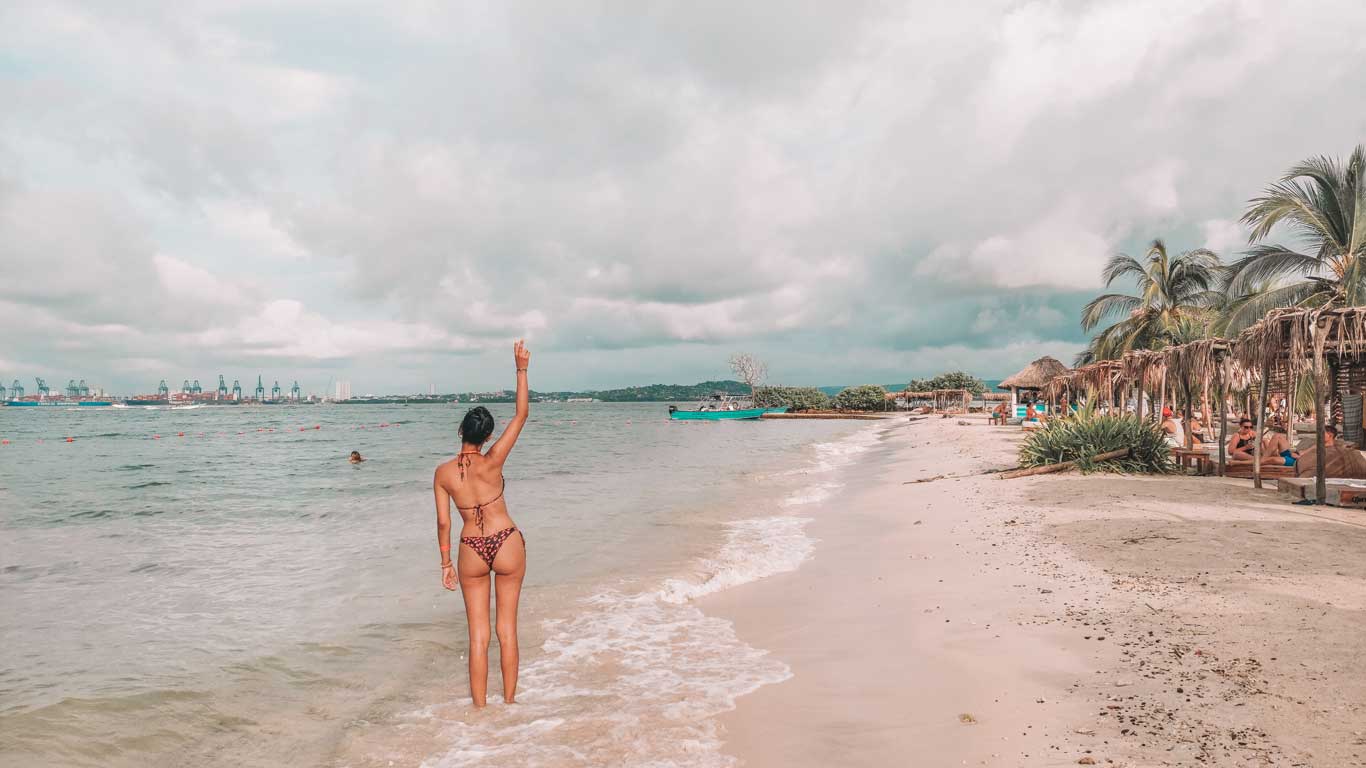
[{"left": 0, "top": 402, "right": 880, "bottom": 767}]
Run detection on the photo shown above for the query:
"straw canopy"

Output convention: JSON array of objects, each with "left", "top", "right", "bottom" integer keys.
[
  {"left": 1234, "top": 306, "right": 1366, "bottom": 374},
  {"left": 998, "top": 356, "right": 1070, "bottom": 391}
]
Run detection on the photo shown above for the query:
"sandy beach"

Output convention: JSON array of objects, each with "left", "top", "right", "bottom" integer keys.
[{"left": 707, "top": 417, "right": 1366, "bottom": 767}]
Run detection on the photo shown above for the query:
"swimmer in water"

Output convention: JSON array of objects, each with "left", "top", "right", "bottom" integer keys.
[{"left": 349, "top": 451, "right": 365, "bottom": 464}]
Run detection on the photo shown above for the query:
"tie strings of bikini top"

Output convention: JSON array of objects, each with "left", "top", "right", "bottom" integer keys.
[{"left": 456, "top": 451, "right": 505, "bottom": 535}]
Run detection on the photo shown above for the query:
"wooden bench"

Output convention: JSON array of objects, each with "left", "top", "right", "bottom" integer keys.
[
  {"left": 1172, "top": 448, "right": 1215, "bottom": 475},
  {"left": 1224, "top": 463, "right": 1296, "bottom": 480}
]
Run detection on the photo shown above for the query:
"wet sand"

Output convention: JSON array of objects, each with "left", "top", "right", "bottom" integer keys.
[{"left": 706, "top": 418, "right": 1366, "bottom": 767}]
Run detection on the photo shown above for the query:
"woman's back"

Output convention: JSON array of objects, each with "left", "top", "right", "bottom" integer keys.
[{"left": 440, "top": 453, "right": 512, "bottom": 534}]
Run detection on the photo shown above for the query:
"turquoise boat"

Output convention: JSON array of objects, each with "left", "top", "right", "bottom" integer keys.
[{"left": 668, "top": 394, "right": 787, "bottom": 420}]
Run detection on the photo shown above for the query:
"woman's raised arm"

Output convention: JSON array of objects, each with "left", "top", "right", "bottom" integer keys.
[{"left": 487, "top": 340, "right": 531, "bottom": 467}]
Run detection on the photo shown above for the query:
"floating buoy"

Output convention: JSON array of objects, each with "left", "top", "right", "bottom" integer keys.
[
  {"left": 314, "top": 425, "right": 320, "bottom": 430},
  {"left": 257, "top": 428, "right": 264, "bottom": 432},
  {"left": 178, "top": 432, "right": 185, "bottom": 437},
  {"left": 65, "top": 437, "right": 74, "bottom": 443},
  {"left": 153, "top": 435, "right": 161, "bottom": 440},
  {"left": 1, "top": 439, "right": 8, "bottom": 445},
  {"left": 238, "top": 431, "right": 244, "bottom": 435}
]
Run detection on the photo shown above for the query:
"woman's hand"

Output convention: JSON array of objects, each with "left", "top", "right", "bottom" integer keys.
[
  {"left": 514, "top": 339, "right": 530, "bottom": 370},
  {"left": 442, "top": 563, "right": 458, "bottom": 591}
]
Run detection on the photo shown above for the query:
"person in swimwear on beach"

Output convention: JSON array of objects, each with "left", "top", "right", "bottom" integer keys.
[{"left": 434, "top": 340, "right": 531, "bottom": 707}]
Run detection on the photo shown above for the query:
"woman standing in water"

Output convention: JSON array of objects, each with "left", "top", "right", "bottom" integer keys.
[{"left": 435, "top": 340, "right": 531, "bottom": 706}]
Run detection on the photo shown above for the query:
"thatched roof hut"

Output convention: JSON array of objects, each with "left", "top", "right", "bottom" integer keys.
[{"left": 999, "top": 356, "right": 1069, "bottom": 404}]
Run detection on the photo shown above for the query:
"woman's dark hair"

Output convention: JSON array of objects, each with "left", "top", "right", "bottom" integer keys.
[{"left": 460, "top": 406, "right": 496, "bottom": 445}]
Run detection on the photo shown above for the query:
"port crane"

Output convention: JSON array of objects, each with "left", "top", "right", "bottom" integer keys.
[
  {"left": 191, "top": 380, "right": 202, "bottom": 395},
  {"left": 9, "top": 380, "right": 22, "bottom": 398},
  {"left": 0, "top": 381, "right": 6, "bottom": 399},
  {"left": 157, "top": 380, "right": 170, "bottom": 399},
  {"left": 290, "top": 381, "right": 301, "bottom": 401},
  {"left": 79, "top": 379, "right": 90, "bottom": 396},
  {"left": 35, "top": 378, "right": 49, "bottom": 398},
  {"left": 217, "top": 375, "right": 228, "bottom": 400},
  {"left": 181, "top": 380, "right": 192, "bottom": 394},
  {"left": 271, "top": 380, "right": 281, "bottom": 401},
  {"left": 255, "top": 375, "right": 265, "bottom": 401},
  {"left": 66, "top": 380, "right": 80, "bottom": 397},
  {"left": 231, "top": 379, "right": 242, "bottom": 400}
]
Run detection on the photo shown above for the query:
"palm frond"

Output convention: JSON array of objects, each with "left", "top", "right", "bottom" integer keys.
[
  {"left": 1080, "top": 293, "right": 1143, "bottom": 332},
  {"left": 1224, "top": 245, "right": 1322, "bottom": 295},
  {"left": 1099, "top": 253, "right": 1148, "bottom": 288},
  {"left": 1219, "top": 280, "right": 1327, "bottom": 335}
]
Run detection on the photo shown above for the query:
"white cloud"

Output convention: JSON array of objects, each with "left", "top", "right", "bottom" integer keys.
[{"left": 2, "top": 0, "right": 1364, "bottom": 391}]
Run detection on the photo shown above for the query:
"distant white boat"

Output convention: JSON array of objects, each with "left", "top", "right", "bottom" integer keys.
[{"left": 171, "top": 404, "right": 203, "bottom": 410}]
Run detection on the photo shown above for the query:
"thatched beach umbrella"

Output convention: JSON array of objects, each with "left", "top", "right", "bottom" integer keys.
[{"left": 999, "top": 356, "right": 1070, "bottom": 406}]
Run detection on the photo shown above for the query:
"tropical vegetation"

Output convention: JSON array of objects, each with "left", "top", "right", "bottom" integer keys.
[
  {"left": 1077, "top": 144, "right": 1365, "bottom": 361},
  {"left": 1077, "top": 240, "right": 1221, "bottom": 365},
  {"left": 753, "top": 386, "right": 831, "bottom": 411},
  {"left": 832, "top": 384, "right": 888, "bottom": 411},
  {"left": 1019, "top": 411, "right": 1173, "bottom": 474},
  {"left": 906, "top": 371, "right": 986, "bottom": 395}
]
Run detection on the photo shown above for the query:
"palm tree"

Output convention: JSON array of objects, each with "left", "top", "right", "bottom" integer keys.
[
  {"left": 1079, "top": 239, "right": 1223, "bottom": 360},
  {"left": 1224, "top": 145, "right": 1366, "bottom": 320}
]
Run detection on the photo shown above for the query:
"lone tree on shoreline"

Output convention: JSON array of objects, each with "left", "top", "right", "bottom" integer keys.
[{"left": 728, "top": 352, "right": 768, "bottom": 396}]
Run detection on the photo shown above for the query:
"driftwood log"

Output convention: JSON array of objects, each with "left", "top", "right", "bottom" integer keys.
[{"left": 999, "top": 448, "right": 1131, "bottom": 480}]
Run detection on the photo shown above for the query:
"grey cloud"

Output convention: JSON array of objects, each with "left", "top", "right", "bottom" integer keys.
[{"left": 2, "top": 0, "right": 1366, "bottom": 393}]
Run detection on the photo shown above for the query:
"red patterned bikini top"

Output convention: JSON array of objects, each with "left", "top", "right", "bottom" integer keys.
[{"left": 454, "top": 451, "right": 506, "bottom": 535}]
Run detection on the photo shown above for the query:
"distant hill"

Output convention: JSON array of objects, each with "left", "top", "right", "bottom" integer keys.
[
  {"left": 818, "top": 379, "right": 1003, "bottom": 396},
  {"left": 590, "top": 379, "right": 751, "bottom": 402},
  {"left": 448, "top": 380, "right": 753, "bottom": 403}
]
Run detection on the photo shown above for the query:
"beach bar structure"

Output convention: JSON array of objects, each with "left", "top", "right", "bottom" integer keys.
[
  {"left": 1043, "top": 340, "right": 1246, "bottom": 478},
  {"left": 997, "top": 356, "right": 1070, "bottom": 407},
  {"left": 1234, "top": 306, "right": 1366, "bottom": 501},
  {"left": 1044, "top": 308, "right": 1366, "bottom": 499}
]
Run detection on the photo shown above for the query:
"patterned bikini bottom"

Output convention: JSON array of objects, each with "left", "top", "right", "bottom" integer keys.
[{"left": 460, "top": 526, "right": 525, "bottom": 570}]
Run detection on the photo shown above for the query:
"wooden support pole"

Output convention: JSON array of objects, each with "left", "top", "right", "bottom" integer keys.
[
  {"left": 1216, "top": 359, "right": 1227, "bottom": 477},
  {"left": 1313, "top": 323, "right": 1329, "bottom": 505},
  {"left": 1254, "top": 359, "right": 1270, "bottom": 490}
]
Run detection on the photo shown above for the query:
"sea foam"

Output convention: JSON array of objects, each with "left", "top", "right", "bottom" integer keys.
[{"left": 420, "top": 424, "right": 882, "bottom": 768}]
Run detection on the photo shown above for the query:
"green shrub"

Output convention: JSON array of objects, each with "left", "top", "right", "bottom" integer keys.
[
  {"left": 906, "top": 371, "right": 986, "bottom": 396},
  {"left": 832, "top": 384, "right": 888, "bottom": 412},
  {"left": 1019, "top": 413, "right": 1173, "bottom": 474},
  {"left": 753, "top": 386, "right": 831, "bottom": 411}
]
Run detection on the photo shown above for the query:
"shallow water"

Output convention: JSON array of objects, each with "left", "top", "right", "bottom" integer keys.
[{"left": 0, "top": 402, "right": 879, "bottom": 766}]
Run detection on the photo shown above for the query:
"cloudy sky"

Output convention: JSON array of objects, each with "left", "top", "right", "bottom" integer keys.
[{"left": 2, "top": 1, "right": 1364, "bottom": 395}]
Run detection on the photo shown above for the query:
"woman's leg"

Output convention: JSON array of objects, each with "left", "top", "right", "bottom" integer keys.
[
  {"left": 492, "top": 534, "right": 527, "bottom": 704},
  {"left": 458, "top": 550, "right": 493, "bottom": 707}
]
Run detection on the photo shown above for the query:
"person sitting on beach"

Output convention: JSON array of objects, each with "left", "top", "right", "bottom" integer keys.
[
  {"left": 1188, "top": 413, "right": 1206, "bottom": 445},
  {"left": 349, "top": 450, "right": 365, "bottom": 464},
  {"left": 1161, "top": 408, "right": 1185, "bottom": 447},
  {"left": 1325, "top": 424, "right": 1338, "bottom": 447},
  {"left": 434, "top": 340, "right": 531, "bottom": 708},
  {"left": 1262, "top": 427, "right": 1299, "bottom": 466},
  {"left": 990, "top": 402, "right": 1007, "bottom": 425},
  {"left": 1228, "top": 419, "right": 1258, "bottom": 461}
]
